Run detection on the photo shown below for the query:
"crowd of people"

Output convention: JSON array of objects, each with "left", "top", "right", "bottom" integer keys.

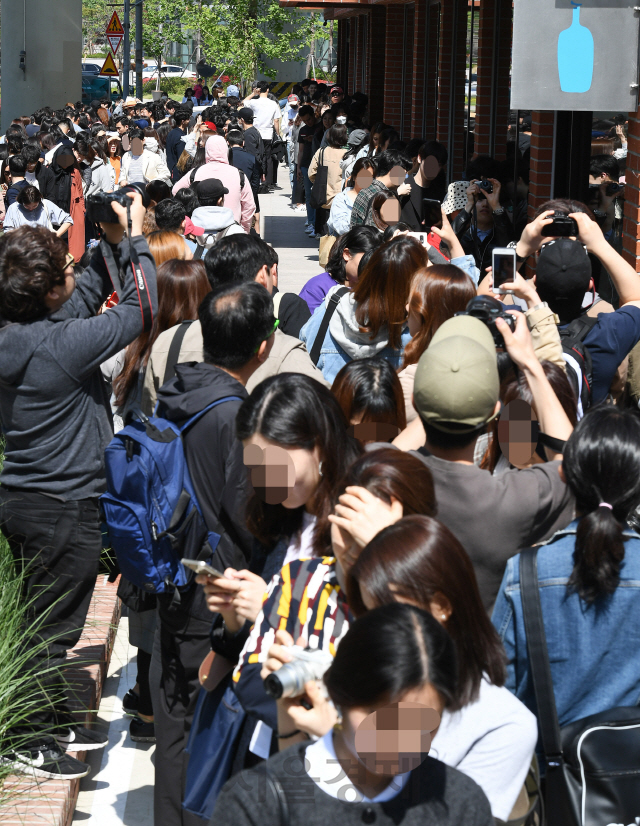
[{"left": 0, "top": 75, "right": 639, "bottom": 826}]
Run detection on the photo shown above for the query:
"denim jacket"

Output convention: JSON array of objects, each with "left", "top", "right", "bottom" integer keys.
[
  {"left": 492, "top": 519, "right": 640, "bottom": 728},
  {"left": 299, "top": 290, "right": 413, "bottom": 384}
]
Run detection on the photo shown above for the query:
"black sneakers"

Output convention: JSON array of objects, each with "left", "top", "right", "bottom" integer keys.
[
  {"left": 3, "top": 739, "right": 90, "bottom": 780},
  {"left": 122, "top": 688, "right": 140, "bottom": 717},
  {"left": 55, "top": 725, "right": 109, "bottom": 752},
  {"left": 129, "top": 717, "right": 155, "bottom": 743}
]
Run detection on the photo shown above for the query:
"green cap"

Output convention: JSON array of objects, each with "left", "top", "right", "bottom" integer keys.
[{"left": 413, "top": 315, "right": 500, "bottom": 433}]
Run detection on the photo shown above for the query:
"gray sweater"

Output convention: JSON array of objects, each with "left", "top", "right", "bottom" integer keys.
[
  {"left": 0, "top": 236, "right": 157, "bottom": 499},
  {"left": 212, "top": 743, "right": 493, "bottom": 826}
]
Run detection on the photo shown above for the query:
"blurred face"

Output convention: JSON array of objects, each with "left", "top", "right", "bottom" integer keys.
[
  {"left": 242, "top": 433, "right": 322, "bottom": 510},
  {"left": 379, "top": 200, "right": 400, "bottom": 224},
  {"left": 355, "top": 168, "right": 374, "bottom": 193},
  {"left": 343, "top": 248, "right": 364, "bottom": 288},
  {"left": 341, "top": 692, "right": 443, "bottom": 778},
  {"left": 388, "top": 165, "right": 406, "bottom": 187},
  {"left": 419, "top": 155, "right": 441, "bottom": 182}
]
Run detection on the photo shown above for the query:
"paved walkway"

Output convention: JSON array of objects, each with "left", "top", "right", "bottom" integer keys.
[{"left": 261, "top": 164, "right": 324, "bottom": 295}]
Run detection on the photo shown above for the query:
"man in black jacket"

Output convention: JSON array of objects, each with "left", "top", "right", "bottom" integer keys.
[
  {"left": 237, "top": 107, "right": 265, "bottom": 172},
  {"left": 227, "top": 129, "right": 261, "bottom": 233},
  {"left": 165, "top": 108, "right": 191, "bottom": 176},
  {"left": 0, "top": 194, "right": 156, "bottom": 780},
  {"left": 22, "top": 143, "right": 56, "bottom": 200},
  {"left": 149, "top": 281, "right": 277, "bottom": 826}
]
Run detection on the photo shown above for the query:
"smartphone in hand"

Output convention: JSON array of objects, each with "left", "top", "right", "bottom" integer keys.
[{"left": 492, "top": 248, "right": 516, "bottom": 295}]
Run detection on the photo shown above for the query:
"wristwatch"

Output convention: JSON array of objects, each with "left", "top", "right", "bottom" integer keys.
[{"left": 492, "top": 207, "right": 505, "bottom": 216}]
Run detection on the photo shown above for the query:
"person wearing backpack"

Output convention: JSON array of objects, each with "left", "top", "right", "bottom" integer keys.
[
  {"left": 148, "top": 280, "right": 277, "bottom": 826},
  {"left": 0, "top": 194, "right": 156, "bottom": 781},
  {"left": 190, "top": 178, "right": 246, "bottom": 260},
  {"left": 512, "top": 203, "right": 640, "bottom": 412}
]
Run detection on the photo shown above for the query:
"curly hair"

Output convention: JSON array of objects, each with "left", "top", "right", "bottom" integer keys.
[{"left": 0, "top": 226, "right": 68, "bottom": 322}]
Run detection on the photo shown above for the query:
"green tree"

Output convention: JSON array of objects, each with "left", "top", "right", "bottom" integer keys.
[
  {"left": 188, "top": 0, "right": 323, "bottom": 87},
  {"left": 82, "top": 0, "right": 110, "bottom": 55},
  {"left": 138, "top": 0, "right": 197, "bottom": 88}
]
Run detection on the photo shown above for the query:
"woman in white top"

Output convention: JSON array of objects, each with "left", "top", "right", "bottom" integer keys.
[
  {"left": 119, "top": 127, "right": 171, "bottom": 187},
  {"left": 265, "top": 513, "right": 537, "bottom": 822},
  {"left": 4, "top": 185, "right": 72, "bottom": 236}
]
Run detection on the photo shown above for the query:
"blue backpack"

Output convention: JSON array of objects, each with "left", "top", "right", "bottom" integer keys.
[{"left": 101, "top": 397, "right": 241, "bottom": 594}]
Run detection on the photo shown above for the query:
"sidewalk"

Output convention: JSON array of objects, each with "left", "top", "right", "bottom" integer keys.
[{"left": 261, "top": 164, "right": 324, "bottom": 295}]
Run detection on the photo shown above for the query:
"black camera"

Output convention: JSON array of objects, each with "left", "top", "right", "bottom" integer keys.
[
  {"left": 456, "top": 295, "right": 516, "bottom": 349},
  {"left": 478, "top": 179, "right": 493, "bottom": 194},
  {"left": 605, "top": 181, "right": 624, "bottom": 197},
  {"left": 540, "top": 210, "right": 579, "bottom": 237},
  {"left": 86, "top": 183, "right": 150, "bottom": 225}
]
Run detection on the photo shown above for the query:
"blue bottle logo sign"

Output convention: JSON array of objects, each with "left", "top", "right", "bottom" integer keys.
[{"left": 558, "top": 2, "right": 594, "bottom": 93}]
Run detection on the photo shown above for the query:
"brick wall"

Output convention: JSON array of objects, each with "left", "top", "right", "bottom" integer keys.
[
  {"left": 437, "top": 0, "right": 468, "bottom": 179},
  {"left": 337, "top": 19, "right": 349, "bottom": 89},
  {"left": 368, "top": 7, "right": 387, "bottom": 124},
  {"left": 409, "top": 0, "right": 428, "bottom": 137},
  {"left": 528, "top": 111, "right": 555, "bottom": 217},
  {"left": 474, "top": 0, "right": 512, "bottom": 159},
  {"left": 383, "top": 6, "right": 405, "bottom": 129},
  {"left": 623, "top": 108, "right": 640, "bottom": 271}
]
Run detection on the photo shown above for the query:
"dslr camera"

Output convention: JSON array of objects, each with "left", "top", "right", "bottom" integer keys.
[
  {"left": 456, "top": 295, "right": 516, "bottom": 349},
  {"left": 540, "top": 210, "right": 579, "bottom": 237},
  {"left": 478, "top": 179, "right": 493, "bottom": 194},
  {"left": 86, "top": 182, "right": 150, "bottom": 225},
  {"left": 263, "top": 646, "right": 333, "bottom": 699}
]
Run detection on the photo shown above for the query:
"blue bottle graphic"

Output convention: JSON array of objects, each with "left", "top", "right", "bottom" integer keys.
[{"left": 557, "top": 2, "right": 594, "bottom": 93}]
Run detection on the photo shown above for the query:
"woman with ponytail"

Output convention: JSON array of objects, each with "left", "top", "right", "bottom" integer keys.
[{"left": 492, "top": 405, "right": 640, "bottom": 727}]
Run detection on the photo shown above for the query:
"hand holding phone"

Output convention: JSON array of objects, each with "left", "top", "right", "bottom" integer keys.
[
  {"left": 492, "top": 248, "right": 517, "bottom": 295},
  {"left": 181, "top": 558, "right": 228, "bottom": 579},
  {"left": 422, "top": 198, "right": 443, "bottom": 232}
]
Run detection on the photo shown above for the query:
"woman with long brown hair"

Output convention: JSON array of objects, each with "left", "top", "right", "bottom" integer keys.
[
  {"left": 300, "top": 235, "right": 427, "bottom": 383},
  {"left": 398, "top": 265, "right": 477, "bottom": 422},
  {"left": 112, "top": 259, "right": 210, "bottom": 411}
]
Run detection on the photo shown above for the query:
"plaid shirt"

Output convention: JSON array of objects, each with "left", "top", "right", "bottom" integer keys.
[{"left": 350, "top": 179, "right": 392, "bottom": 227}]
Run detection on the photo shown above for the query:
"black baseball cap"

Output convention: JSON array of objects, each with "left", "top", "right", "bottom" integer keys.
[
  {"left": 238, "top": 107, "right": 254, "bottom": 123},
  {"left": 535, "top": 238, "right": 592, "bottom": 323},
  {"left": 195, "top": 178, "right": 229, "bottom": 201}
]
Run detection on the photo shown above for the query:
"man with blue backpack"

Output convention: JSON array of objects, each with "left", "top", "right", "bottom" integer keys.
[
  {"left": 0, "top": 193, "right": 156, "bottom": 781},
  {"left": 146, "top": 280, "right": 277, "bottom": 826}
]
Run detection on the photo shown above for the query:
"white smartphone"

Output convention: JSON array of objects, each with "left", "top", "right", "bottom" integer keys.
[
  {"left": 407, "top": 231, "right": 431, "bottom": 249},
  {"left": 492, "top": 248, "right": 517, "bottom": 294},
  {"left": 181, "top": 558, "right": 227, "bottom": 579}
]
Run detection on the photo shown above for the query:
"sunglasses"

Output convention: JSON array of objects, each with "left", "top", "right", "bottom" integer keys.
[
  {"left": 331, "top": 92, "right": 341, "bottom": 96},
  {"left": 255, "top": 319, "right": 279, "bottom": 353}
]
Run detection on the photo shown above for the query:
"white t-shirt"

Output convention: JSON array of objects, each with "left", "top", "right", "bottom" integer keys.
[
  {"left": 248, "top": 97, "right": 281, "bottom": 140},
  {"left": 282, "top": 511, "right": 316, "bottom": 568},
  {"left": 128, "top": 153, "right": 146, "bottom": 184},
  {"left": 25, "top": 170, "right": 40, "bottom": 189},
  {"left": 429, "top": 677, "right": 537, "bottom": 820},
  {"left": 305, "top": 731, "right": 410, "bottom": 803}
]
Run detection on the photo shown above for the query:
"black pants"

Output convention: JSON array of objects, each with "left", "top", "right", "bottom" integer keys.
[
  {"left": 0, "top": 488, "right": 101, "bottom": 735},
  {"left": 150, "top": 585, "right": 212, "bottom": 826},
  {"left": 137, "top": 649, "right": 154, "bottom": 717},
  {"left": 261, "top": 140, "right": 278, "bottom": 186}
]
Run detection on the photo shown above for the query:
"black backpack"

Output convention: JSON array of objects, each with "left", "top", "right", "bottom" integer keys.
[{"left": 559, "top": 314, "right": 598, "bottom": 414}]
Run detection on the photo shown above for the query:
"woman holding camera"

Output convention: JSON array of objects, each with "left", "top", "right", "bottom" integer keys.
[
  {"left": 452, "top": 175, "right": 514, "bottom": 271},
  {"left": 214, "top": 604, "right": 494, "bottom": 825}
]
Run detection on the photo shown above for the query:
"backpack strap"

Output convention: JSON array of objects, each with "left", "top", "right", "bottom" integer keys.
[
  {"left": 163, "top": 320, "right": 195, "bottom": 385},
  {"left": 272, "top": 291, "right": 284, "bottom": 319},
  {"left": 563, "top": 313, "right": 599, "bottom": 343},
  {"left": 180, "top": 395, "right": 243, "bottom": 433},
  {"left": 309, "top": 287, "right": 349, "bottom": 366},
  {"left": 189, "top": 166, "right": 198, "bottom": 186},
  {"left": 520, "top": 547, "right": 565, "bottom": 768}
]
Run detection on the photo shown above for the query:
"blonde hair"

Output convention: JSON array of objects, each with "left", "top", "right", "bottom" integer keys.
[{"left": 146, "top": 231, "right": 187, "bottom": 266}]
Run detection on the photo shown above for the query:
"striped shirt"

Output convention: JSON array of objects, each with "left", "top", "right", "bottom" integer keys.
[
  {"left": 232, "top": 557, "right": 351, "bottom": 727},
  {"left": 350, "top": 179, "right": 391, "bottom": 227}
]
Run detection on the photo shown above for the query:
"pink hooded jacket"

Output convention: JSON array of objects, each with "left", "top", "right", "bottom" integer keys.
[{"left": 172, "top": 135, "right": 256, "bottom": 231}]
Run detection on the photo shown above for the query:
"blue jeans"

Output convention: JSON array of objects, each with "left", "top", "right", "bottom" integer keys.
[{"left": 300, "top": 166, "right": 315, "bottom": 226}]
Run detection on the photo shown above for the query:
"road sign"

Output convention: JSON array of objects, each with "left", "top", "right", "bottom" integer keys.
[
  {"left": 107, "top": 34, "right": 123, "bottom": 54},
  {"left": 100, "top": 53, "right": 119, "bottom": 77},
  {"left": 511, "top": 0, "right": 640, "bottom": 112},
  {"left": 106, "top": 10, "right": 124, "bottom": 35}
]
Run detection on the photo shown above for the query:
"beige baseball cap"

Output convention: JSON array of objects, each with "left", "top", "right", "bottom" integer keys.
[{"left": 413, "top": 315, "right": 500, "bottom": 433}]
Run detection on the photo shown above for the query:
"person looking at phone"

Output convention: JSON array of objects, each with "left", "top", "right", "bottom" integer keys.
[
  {"left": 513, "top": 201, "right": 640, "bottom": 407},
  {"left": 399, "top": 140, "right": 448, "bottom": 231},
  {"left": 149, "top": 281, "right": 277, "bottom": 826}
]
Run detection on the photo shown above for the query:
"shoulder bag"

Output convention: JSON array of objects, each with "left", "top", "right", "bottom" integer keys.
[
  {"left": 520, "top": 546, "right": 640, "bottom": 826},
  {"left": 309, "top": 148, "right": 329, "bottom": 210},
  {"left": 309, "top": 286, "right": 349, "bottom": 365}
]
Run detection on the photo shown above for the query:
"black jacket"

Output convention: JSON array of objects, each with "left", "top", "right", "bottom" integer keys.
[
  {"left": 241, "top": 126, "right": 264, "bottom": 168},
  {"left": 272, "top": 288, "right": 311, "bottom": 338},
  {"left": 451, "top": 206, "right": 515, "bottom": 272},
  {"left": 231, "top": 146, "right": 260, "bottom": 192},
  {"left": 156, "top": 362, "right": 254, "bottom": 574},
  {"left": 399, "top": 172, "right": 447, "bottom": 231},
  {"left": 35, "top": 162, "right": 56, "bottom": 201},
  {"left": 166, "top": 126, "right": 186, "bottom": 173}
]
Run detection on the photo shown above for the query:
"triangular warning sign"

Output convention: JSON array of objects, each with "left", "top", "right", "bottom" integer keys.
[
  {"left": 100, "top": 53, "right": 119, "bottom": 77},
  {"left": 107, "top": 34, "right": 123, "bottom": 54},
  {"left": 106, "top": 11, "right": 124, "bottom": 35}
]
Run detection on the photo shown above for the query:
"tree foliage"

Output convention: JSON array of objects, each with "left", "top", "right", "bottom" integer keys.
[{"left": 82, "top": 0, "right": 111, "bottom": 53}]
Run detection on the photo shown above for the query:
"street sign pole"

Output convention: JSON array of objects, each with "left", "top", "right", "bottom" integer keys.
[
  {"left": 135, "top": 0, "right": 143, "bottom": 100},
  {"left": 123, "top": 0, "right": 130, "bottom": 98}
]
